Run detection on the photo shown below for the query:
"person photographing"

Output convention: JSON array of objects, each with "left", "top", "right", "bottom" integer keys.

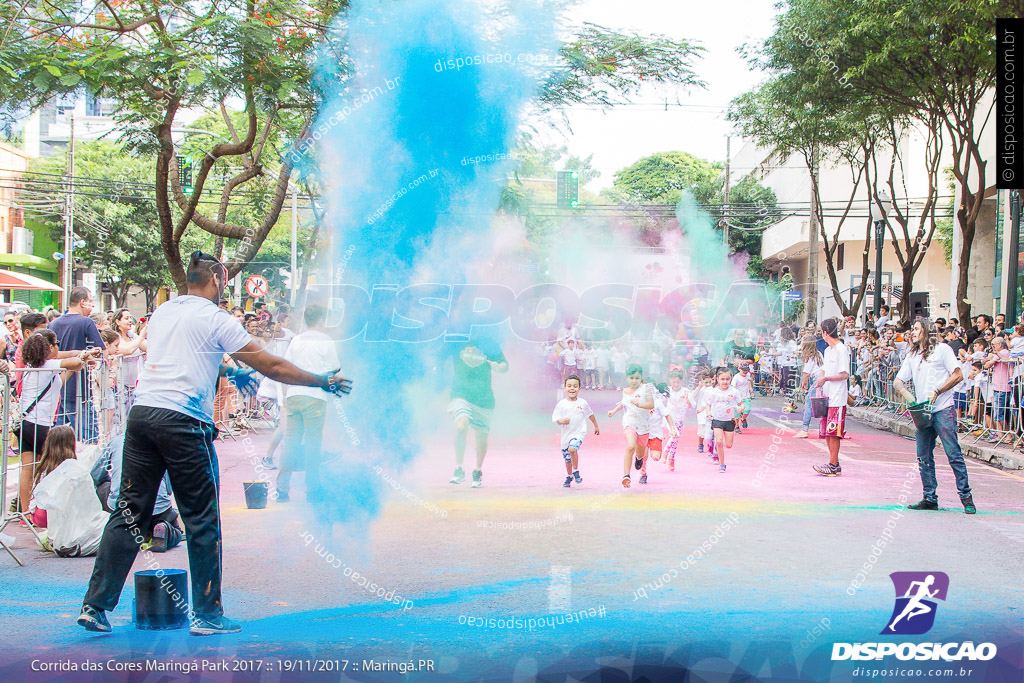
[
  {"left": 78, "top": 252, "right": 352, "bottom": 636},
  {"left": 894, "top": 319, "right": 975, "bottom": 514}
]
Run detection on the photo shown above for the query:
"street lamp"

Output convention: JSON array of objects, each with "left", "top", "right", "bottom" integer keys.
[{"left": 870, "top": 188, "right": 893, "bottom": 319}]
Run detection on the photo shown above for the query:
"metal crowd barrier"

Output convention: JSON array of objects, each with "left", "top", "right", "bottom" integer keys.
[
  {"left": 955, "top": 355, "right": 1022, "bottom": 449},
  {"left": 848, "top": 343, "right": 1024, "bottom": 451}
]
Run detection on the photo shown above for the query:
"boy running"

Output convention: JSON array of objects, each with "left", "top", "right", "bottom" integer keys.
[
  {"left": 730, "top": 362, "right": 754, "bottom": 432},
  {"left": 552, "top": 374, "right": 599, "bottom": 487}
]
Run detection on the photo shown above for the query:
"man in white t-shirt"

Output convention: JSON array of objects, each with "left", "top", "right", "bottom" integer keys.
[
  {"left": 276, "top": 305, "right": 341, "bottom": 502},
  {"left": 80, "top": 252, "right": 352, "bottom": 637},
  {"left": 894, "top": 319, "right": 975, "bottom": 514},
  {"left": 813, "top": 318, "right": 849, "bottom": 476}
]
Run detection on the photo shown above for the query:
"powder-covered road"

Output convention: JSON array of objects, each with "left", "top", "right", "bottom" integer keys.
[{"left": 2, "top": 395, "right": 1021, "bottom": 682}]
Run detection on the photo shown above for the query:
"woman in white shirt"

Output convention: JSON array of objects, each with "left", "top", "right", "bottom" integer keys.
[
  {"left": 795, "top": 336, "right": 824, "bottom": 438},
  {"left": 774, "top": 327, "right": 799, "bottom": 407},
  {"left": 16, "top": 329, "right": 85, "bottom": 515}
]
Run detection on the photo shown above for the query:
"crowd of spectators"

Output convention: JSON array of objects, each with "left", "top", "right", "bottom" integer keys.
[
  {"left": 536, "top": 307, "right": 1023, "bottom": 449},
  {"left": 3, "top": 288, "right": 295, "bottom": 555}
]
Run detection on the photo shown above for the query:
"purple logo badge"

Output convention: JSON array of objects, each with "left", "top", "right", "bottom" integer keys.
[{"left": 882, "top": 572, "right": 949, "bottom": 635}]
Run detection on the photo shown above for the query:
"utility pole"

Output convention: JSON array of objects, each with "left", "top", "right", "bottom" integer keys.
[
  {"left": 807, "top": 145, "right": 819, "bottom": 323},
  {"left": 290, "top": 186, "right": 298, "bottom": 307},
  {"left": 722, "top": 136, "right": 731, "bottom": 248},
  {"left": 63, "top": 110, "right": 75, "bottom": 309}
]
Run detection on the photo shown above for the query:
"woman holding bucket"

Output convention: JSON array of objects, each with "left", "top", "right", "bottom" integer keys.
[{"left": 894, "top": 319, "right": 976, "bottom": 515}]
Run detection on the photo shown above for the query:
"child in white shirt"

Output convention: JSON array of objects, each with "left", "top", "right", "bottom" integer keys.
[
  {"left": 664, "top": 369, "right": 692, "bottom": 471},
  {"left": 552, "top": 374, "right": 599, "bottom": 488},
  {"left": 698, "top": 368, "right": 744, "bottom": 473}
]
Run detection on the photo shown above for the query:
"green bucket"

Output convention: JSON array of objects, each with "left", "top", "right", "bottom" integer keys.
[{"left": 908, "top": 401, "right": 934, "bottom": 430}]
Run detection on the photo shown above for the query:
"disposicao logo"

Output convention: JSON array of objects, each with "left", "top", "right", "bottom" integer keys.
[
  {"left": 832, "top": 572, "right": 997, "bottom": 662},
  {"left": 883, "top": 571, "right": 948, "bottom": 635}
]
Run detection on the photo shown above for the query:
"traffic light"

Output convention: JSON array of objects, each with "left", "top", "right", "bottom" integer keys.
[
  {"left": 556, "top": 170, "right": 579, "bottom": 209},
  {"left": 177, "top": 155, "right": 193, "bottom": 193}
]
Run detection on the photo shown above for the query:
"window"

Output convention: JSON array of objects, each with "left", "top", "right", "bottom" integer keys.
[{"left": 837, "top": 243, "right": 845, "bottom": 271}]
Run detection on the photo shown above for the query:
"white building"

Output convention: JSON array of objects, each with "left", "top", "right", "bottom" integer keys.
[{"left": 733, "top": 127, "right": 958, "bottom": 325}]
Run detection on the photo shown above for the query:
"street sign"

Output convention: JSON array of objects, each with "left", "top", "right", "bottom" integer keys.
[
  {"left": 245, "top": 275, "right": 268, "bottom": 298},
  {"left": 781, "top": 290, "right": 802, "bottom": 300}
]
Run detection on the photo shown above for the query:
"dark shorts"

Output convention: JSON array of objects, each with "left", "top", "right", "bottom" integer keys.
[
  {"left": 711, "top": 419, "right": 735, "bottom": 432},
  {"left": 18, "top": 420, "right": 50, "bottom": 454}
]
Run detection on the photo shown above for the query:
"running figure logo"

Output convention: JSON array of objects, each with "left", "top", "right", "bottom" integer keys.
[{"left": 882, "top": 571, "right": 949, "bottom": 635}]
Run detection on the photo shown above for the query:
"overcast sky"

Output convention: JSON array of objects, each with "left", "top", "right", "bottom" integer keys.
[{"left": 540, "top": 0, "right": 780, "bottom": 190}]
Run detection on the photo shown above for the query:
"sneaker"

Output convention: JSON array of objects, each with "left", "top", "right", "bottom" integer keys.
[
  {"left": 260, "top": 456, "right": 277, "bottom": 470},
  {"left": 908, "top": 499, "right": 938, "bottom": 510},
  {"left": 961, "top": 496, "right": 976, "bottom": 515},
  {"left": 471, "top": 470, "right": 482, "bottom": 488},
  {"left": 697, "top": 443, "right": 704, "bottom": 453},
  {"left": 794, "top": 430, "right": 809, "bottom": 438},
  {"left": 734, "top": 427, "right": 742, "bottom": 435},
  {"left": 813, "top": 462, "right": 842, "bottom": 476},
  {"left": 151, "top": 521, "right": 169, "bottom": 553},
  {"left": 573, "top": 471, "right": 582, "bottom": 484},
  {"left": 634, "top": 455, "right": 642, "bottom": 470},
  {"left": 712, "top": 455, "right": 719, "bottom": 463},
  {"left": 450, "top": 466, "right": 465, "bottom": 484},
  {"left": 78, "top": 604, "right": 111, "bottom": 633},
  {"left": 639, "top": 474, "right": 647, "bottom": 485},
  {"left": 621, "top": 474, "right": 631, "bottom": 488},
  {"left": 742, "top": 419, "right": 748, "bottom": 429},
  {"left": 563, "top": 476, "right": 572, "bottom": 488},
  {"left": 718, "top": 464, "right": 727, "bottom": 473},
  {"left": 190, "top": 614, "right": 242, "bottom": 636},
  {"left": 276, "top": 490, "right": 290, "bottom": 502},
  {"left": 668, "top": 458, "right": 675, "bottom": 472}
]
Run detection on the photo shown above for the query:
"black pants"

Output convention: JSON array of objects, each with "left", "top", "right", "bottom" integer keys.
[
  {"left": 84, "top": 406, "right": 223, "bottom": 618},
  {"left": 95, "top": 484, "right": 182, "bottom": 552}
]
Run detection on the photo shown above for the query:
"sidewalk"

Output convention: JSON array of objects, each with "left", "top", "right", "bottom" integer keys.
[{"left": 848, "top": 406, "right": 1024, "bottom": 470}]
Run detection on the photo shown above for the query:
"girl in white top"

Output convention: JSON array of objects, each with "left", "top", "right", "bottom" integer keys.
[
  {"left": 796, "top": 336, "right": 824, "bottom": 437},
  {"left": 645, "top": 386, "right": 678, "bottom": 480},
  {"left": 663, "top": 369, "right": 692, "bottom": 470},
  {"left": 16, "top": 329, "right": 87, "bottom": 515},
  {"left": 692, "top": 372, "right": 715, "bottom": 454},
  {"left": 697, "top": 367, "right": 744, "bottom": 473},
  {"left": 607, "top": 362, "right": 655, "bottom": 488}
]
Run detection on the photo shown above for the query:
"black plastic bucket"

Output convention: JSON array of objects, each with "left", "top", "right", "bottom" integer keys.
[
  {"left": 810, "top": 396, "right": 829, "bottom": 418},
  {"left": 243, "top": 481, "right": 269, "bottom": 509},
  {"left": 133, "top": 569, "right": 189, "bottom": 630}
]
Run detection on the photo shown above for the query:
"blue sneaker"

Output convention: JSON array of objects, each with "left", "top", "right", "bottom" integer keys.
[
  {"left": 77, "top": 605, "right": 111, "bottom": 633},
  {"left": 573, "top": 471, "right": 582, "bottom": 484},
  {"left": 718, "top": 464, "right": 727, "bottom": 473},
  {"left": 563, "top": 476, "right": 572, "bottom": 488},
  {"left": 697, "top": 443, "right": 704, "bottom": 453},
  {"left": 190, "top": 614, "right": 242, "bottom": 636}
]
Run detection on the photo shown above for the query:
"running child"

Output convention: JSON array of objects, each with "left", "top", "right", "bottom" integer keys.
[
  {"left": 730, "top": 362, "right": 754, "bottom": 433},
  {"left": 693, "top": 371, "right": 714, "bottom": 453},
  {"left": 663, "top": 369, "right": 692, "bottom": 471},
  {"left": 552, "top": 374, "right": 599, "bottom": 488},
  {"left": 698, "top": 367, "right": 744, "bottom": 473},
  {"left": 607, "top": 363, "right": 655, "bottom": 488},
  {"left": 647, "top": 384, "right": 679, "bottom": 477}
]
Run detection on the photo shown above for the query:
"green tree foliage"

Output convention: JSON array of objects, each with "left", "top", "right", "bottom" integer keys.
[
  {"left": 751, "top": 0, "right": 1014, "bottom": 322},
  {"left": 24, "top": 141, "right": 206, "bottom": 309},
  {"left": 605, "top": 151, "right": 778, "bottom": 274},
  {"left": 0, "top": 2, "right": 707, "bottom": 292}
]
